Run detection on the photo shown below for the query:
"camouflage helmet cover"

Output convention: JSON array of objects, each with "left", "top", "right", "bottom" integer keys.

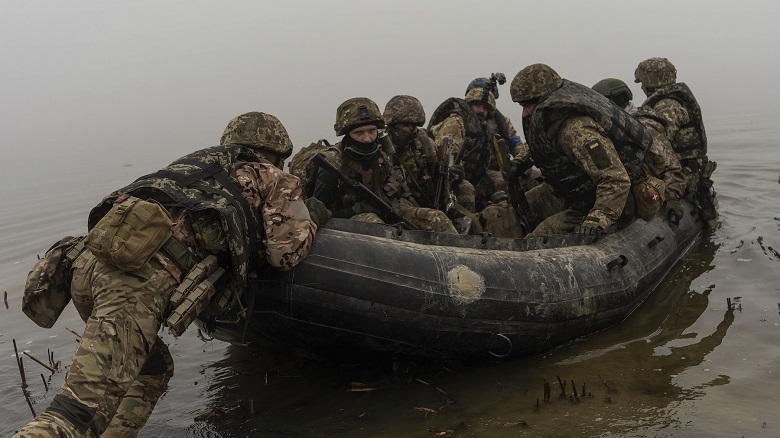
[
  {"left": 510, "top": 63, "right": 563, "bottom": 103},
  {"left": 334, "top": 97, "right": 385, "bottom": 136},
  {"left": 464, "top": 77, "right": 497, "bottom": 111},
  {"left": 383, "top": 95, "right": 426, "bottom": 126},
  {"left": 634, "top": 57, "right": 677, "bottom": 88},
  {"left": 592, "top": 78, "right": 633, "bottom": 102},
  {"left": 220, "top": 112, "right": 293, "bottom": 158}
]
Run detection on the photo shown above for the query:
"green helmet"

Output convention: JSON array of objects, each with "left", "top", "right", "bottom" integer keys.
[
  {"left": 220, "top": 112, "right": 293, "bottom": 158},
  {"left": 634, "top": 57, "right": 677, "bottom": 88},
  {"left": 592, "top": 78, "right": 633, "bottom": 108},
  {"left": 383, "top": 95, "right": 426, "bottom": 126},
  {"left": 334, "top": 97, "right": 385, "bottom": 136},
  {"left": 510, "top": 63, "right": 563, "bottom": 104},
  {"left": 464, "top": 77, "right": 496, "bottom": 111}
]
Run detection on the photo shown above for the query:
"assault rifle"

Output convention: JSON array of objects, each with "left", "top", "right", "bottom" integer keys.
[
  {"left": 492, "top": 134, "right": 537, "bottom": 233},
  {"left": 312, "top": 153, "right": 419, "bottom": 230},
  {"left": 432, "top": 135, "right": 455, "bottom": 213}
]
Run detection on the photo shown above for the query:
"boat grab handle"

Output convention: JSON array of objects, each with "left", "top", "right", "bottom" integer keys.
[
  {"left": 647, "top": 235, "right": 664, "bottom": 248},
  {"left": 606, "top": 255, "right": 628, "bottom": 271},
  {"left": 488, "top": 333, "right": 513, "bottom": 358}
]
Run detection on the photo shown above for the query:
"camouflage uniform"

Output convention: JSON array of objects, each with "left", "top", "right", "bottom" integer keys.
[
  {"left": 428, "top": 79, "right": 524, "bottom": 212},
  {"left": 313, "top": 97, "right": 457, "bottom": 235},
  {"left": 634, "top": 58, "right": 709, "bottom": 194},
  {"left": 383, "top": 95, "right": 476, "bottom": 213},
  {"left": 592, "top": 78, "right": 687, "bottom": 202},
  {"left": 15, "top": 113, "right": 317, "bottom": 437},
  {"left": 511, "top": 64, "right": 652, "bottom": 237}
]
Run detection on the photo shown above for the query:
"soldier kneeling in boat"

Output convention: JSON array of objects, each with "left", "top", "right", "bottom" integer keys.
[{"left": 510, "top": 64, "right": 653, "bottom": 237}]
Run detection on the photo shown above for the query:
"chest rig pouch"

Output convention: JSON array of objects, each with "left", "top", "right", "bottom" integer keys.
[{"left": 23, "top": 236, "right": 87, "bottom": 328}]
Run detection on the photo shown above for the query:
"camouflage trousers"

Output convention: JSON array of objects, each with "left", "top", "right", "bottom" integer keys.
[
  {"left": 15, "top": 251, "right": 178, "bottom": 437},
  {"left": 478, "top": 201, "right": 525, "bottom": 238},
  {"left": 524, "top": 183, "right": 582, "bottom": 237},
  {"left": 472, "top": 170, "right": 508, "bottom": 212},
  {"left": 353, "top": 205, "right": 458, "bottom": 235}
]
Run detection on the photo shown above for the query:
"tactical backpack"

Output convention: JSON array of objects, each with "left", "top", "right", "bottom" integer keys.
[
  {"left": 288, "top": 139, "right": 331, "bottom": 198},
  {"left": 23, "top": 236, "right": 87, "bottom": 328}
]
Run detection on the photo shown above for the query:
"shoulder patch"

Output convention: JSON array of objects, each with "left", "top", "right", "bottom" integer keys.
[{"left": 584, "top": 139, "right": 611, "bottom": 170}]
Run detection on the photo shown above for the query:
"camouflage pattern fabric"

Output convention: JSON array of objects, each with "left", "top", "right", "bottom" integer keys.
[
  {"left": 16, "top": 147, "right": 317, "bottom": 437},
  {"left": 478, "top": 201, "right": 524, "bottom": 238},
  {"left": 383, "top": 95, "right": 426, "bottom": 126},
  {"left": 220, "top": 112, "right": 294, "bottom": 158},
  {"left": 334, "top": 98, "right": 384, "bottom": 136},
  {"left": 312, "top": 142, "right": 457, "bottom": 234},
  {"left": 509, "top": 63, "right": 563, "bottom": 104},
  {"left": 632, "top": 109, "right": 687, "bottom": 201},
  {"left": 634, "top": 57, "right": 677, "bottom": 88},
  {"left": 429, "top": 113, "right": 518, "bottom": 211}
]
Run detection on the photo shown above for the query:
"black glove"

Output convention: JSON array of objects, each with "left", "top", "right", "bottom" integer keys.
[
  {"left": 449, "top": 164, "right": 466, "bottom": 182},
  {"left": 666, "top": 199, "right": 684, "bottom": 222},
  {"left": 305, "top": 197, "right": 331, "bottom": 227},
  {"left": 578, "top": 216, "right": 604, "bottom": 236}
]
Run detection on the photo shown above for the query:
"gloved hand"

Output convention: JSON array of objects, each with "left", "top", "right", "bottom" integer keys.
[
  {"left": 305, "top": 197, "right": 331, "bottom": 227},
  {"left": 666, "top": 199, "right": 684, "bottom": 222},
  {"left": 578, "top": 216, "right": 604, "bottom": 236},
  {"left": 449, "top": 164, "right": 466, "bottom": 182},
  {"left": 351, "top": 200, "right": 381, "bottom": 216},
  {"left": 508, "top": 157, "right": 533, "bottom": 179}
]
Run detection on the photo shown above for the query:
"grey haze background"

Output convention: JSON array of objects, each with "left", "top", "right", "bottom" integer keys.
[{"left": 1, "top": 0, "right": 776, "bottom": 180}]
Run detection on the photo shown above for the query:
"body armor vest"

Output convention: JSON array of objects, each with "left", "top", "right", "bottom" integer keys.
[
  {"left": 397, "top": 129, "right": 437, "bottom": 206},
  {"left": 428, "top": 98, "right": 511, "bottom": 181},
  {"left": 642, "top": 82, "right": 707, "bottom": 160},
  {"left": 526, "top": 80, "right": 652, "bottom": 208},
  {"left": 87, "top": 144, "right": 265, "bottom": 304}
]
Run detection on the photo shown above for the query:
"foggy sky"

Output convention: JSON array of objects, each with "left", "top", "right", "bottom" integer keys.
[{"left": 1, "top": 1, "right": 777, "bottom": 173}]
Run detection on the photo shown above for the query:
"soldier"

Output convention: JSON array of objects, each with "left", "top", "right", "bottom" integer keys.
[
  {"left": 383, "top": 95, "right": 477, "bottom": 231},
  {"left": 312, "top": 97, "right": 457, "bottom": 234},
  {"left": 633, "top": 58, "right": 712, "bottom": 191},
  {"left": 428, "top": 76, "right": 525, "bottom": 211},
  {"left": 593, "top": 78, "right": 688, "bottom": 221},
  {"left": 510, "top": 64, "right": 652, "bottom": 237},
  {"left": 16, "top": 112, "right": 325, "bottom": 437}
]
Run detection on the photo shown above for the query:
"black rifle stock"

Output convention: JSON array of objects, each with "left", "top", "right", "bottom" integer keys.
[
  {"left": 312, "top": 153, "right": 419, "bottom": 230},
  {"left": 492, "top": 134, "right": 537, "bottom": 233}
]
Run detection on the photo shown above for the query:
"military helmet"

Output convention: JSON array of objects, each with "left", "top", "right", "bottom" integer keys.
[
  {"left": 383, "top": 95, "right": 426, "bottom": 126},
  {"left": 634, "top": 57, "right": 677, "bottom": 88},
  {"left": 334, "top": 97, "right": 385, "bottom": 136},
  {"left": 220, "top": 112, "right": 293, "bottom": 158},
  {"left": 510, "top": 63, "right": 563, "bottom": 104},
  {"left": 592, "top": 78, "right": 633, "bottom": 108},
  {"left": 464, "top": 77, "right": 497, "bottom": 111}
]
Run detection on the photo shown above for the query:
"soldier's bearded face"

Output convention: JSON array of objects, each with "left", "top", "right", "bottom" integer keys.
[
  {"left": 469, "top": 101, "right": 489, "bottom": 120},
  {"left": 348, "top": 125, "right": 378, "bottom": 144}
]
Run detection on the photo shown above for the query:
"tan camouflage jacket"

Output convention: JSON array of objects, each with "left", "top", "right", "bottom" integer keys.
[
  {"left": 550, "top": 115, "right": 630, "bottom": 229},
  {"left": 636, "top": 117, "right": 687, "bottom": 201},
  {"left": 650, "top": 98, "right": 689, "bottom": 144},
  {"left": 430, "top": 113, "right": 526, "bottom": 168},
  {"left": 170, "top": 157, "right": 316, "bottom": 272}
]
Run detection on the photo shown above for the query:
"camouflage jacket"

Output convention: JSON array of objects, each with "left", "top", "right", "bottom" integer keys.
[
  {"left": 88, "top": 144, "right": 317, "bottom": 297},
  {"left": 632, "top": 106, "right": 687, "bottom": 201},
  {"left": 311, "top": 141, "right": 415, "bottom": 218},
  {"left": 525, "top": 80, "right": 651, "bottom": 229},
  {"left": 641, "top": 82, "right": 707, "bottom": 161},
  {"left": 393, "top": 128, "right": 439, "bottom": 208},
  {"left": 428, "top": 98, "right": 521, "bottom": 181}
]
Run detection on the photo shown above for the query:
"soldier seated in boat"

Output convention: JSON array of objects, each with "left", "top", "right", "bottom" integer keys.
[
  {"left": 593, "top": 78, "right": 688, "bottom": 223},
  {"left": 311, "top": 97, "right": 458, "bottom": 234},
  {"left": 510, "top": 64, "right": 653, "bottom": 237},
  {"left": 383, "top": 94, "right": 477, "bottom": 232},
  {"left": 428, "top": 76, "right": 526, "bottom": 212}
]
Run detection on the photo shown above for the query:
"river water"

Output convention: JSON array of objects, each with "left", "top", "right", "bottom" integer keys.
[{"left": 1, "top": 108, "right": 779, "bottom": 437}]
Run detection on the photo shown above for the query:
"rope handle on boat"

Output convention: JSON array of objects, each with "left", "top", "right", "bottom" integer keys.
[
  {"left": 488, "top": 333, "right": 513, "bottom": 358},
  {"left": 647, "top": 235, "right": 665, "bottom": 248},
  {"left": 606, "top": 255, "right": 628, "bottom": 271}
]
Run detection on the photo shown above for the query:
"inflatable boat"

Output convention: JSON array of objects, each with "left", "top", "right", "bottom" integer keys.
[{"left": 201, "top": 200, "right": 707, "bottom": 361}]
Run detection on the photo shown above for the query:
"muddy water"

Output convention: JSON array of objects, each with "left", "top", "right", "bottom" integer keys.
[{"left": 2, "top": 109, "right": 779, "bottom": 437}]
